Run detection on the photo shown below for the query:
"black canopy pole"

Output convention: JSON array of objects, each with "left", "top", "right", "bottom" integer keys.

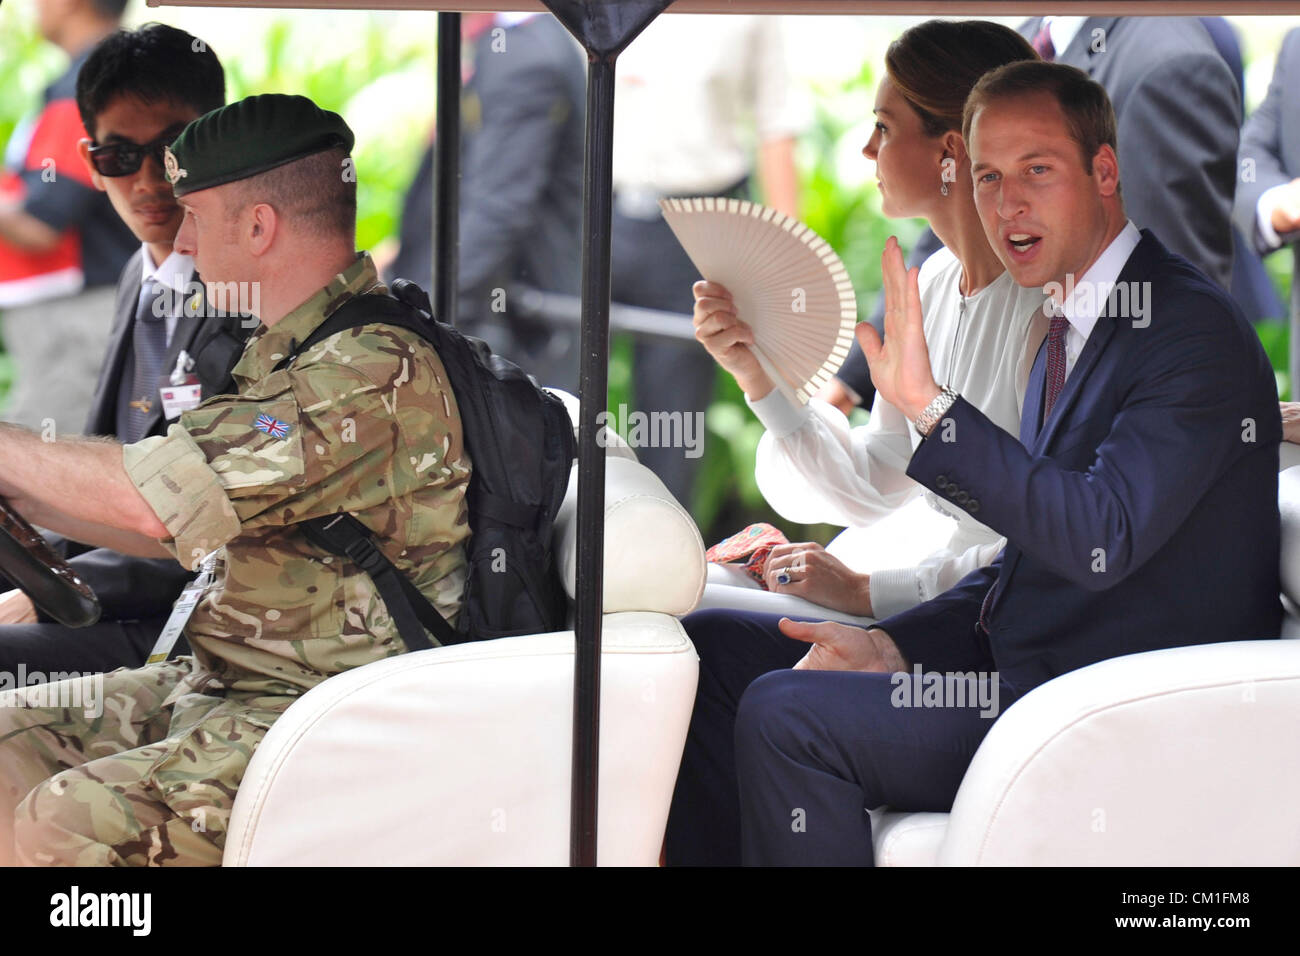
[
  {"left": 433, "top": 12, "right": 460, "bottom": 327},
  {"left": 544, "top": 0, "right": 674, "bottom": 867}
]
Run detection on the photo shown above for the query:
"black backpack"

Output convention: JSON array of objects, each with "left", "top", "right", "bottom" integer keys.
[{"left": 273, "top": 279, "right": 577, "bottom": 651}]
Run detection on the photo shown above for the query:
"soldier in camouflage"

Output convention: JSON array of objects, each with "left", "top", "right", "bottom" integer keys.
[{"left": 0, "top": 94, "right": 471, "bottom": 865}]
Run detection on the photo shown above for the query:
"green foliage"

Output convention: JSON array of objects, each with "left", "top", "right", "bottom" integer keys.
[
  {"left": 0, "top": 6, "right": 64, "bottom": 153},
  {"left": 217, "top": 16, "right": 435, "bottom": 253}
]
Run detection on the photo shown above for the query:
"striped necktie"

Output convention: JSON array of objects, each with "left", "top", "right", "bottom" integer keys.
[
  {"left": 125, "top": 279, "right": 169, "bottom": 443},
  {"left": 1042, "top": 314, "right": 1072, "bottom": 422}
]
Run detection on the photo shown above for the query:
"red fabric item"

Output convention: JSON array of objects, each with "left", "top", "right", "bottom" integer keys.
[
  {"left": 0, "top": 98, "right": 88, "bottom": 296},
  {"left": 707, "top": 522, "right": 790, "bottom": 589},
  {"left": 23, "top": 99, "right": 93, "bottom": 186}
]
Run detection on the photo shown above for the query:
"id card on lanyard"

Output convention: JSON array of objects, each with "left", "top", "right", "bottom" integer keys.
[{"left": 146, "top": 551, "right": 217, "bottom": 665}]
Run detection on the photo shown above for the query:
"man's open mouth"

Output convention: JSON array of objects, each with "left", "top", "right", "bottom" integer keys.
[{"left": 1007, "top": 232, "right": 1042, "bottom": 253}]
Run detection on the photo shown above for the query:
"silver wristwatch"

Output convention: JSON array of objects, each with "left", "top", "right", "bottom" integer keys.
[{"left": 913, "top": 385, "right": 959, "bottom": 438}]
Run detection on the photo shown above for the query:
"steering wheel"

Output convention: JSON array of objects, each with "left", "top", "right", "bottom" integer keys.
[{"left": 0, "top": 497, "right": 100, "bottom": 628}]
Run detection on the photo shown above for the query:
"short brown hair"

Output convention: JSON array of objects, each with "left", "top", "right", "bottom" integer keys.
[
  {"left": 886, "top": 19, "right": 1038, "bottom": 138},
  {"left": 222, "top": 145, "right": 356, "bottom": 240},
  {"left": 962, "top": 60, "right": 1120, "bottom": 187}
]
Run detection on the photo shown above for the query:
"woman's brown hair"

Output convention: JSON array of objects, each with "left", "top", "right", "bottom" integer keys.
[{"left": 885, "top": 19, "right": 1040, "bottom": 138}]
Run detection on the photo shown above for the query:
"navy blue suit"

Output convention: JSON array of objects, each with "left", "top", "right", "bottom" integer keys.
[
  {"left": 670, "top": 230, "right": 1283, "bottom": 866},
  {"left": 882, "top": 230, "right": 1282, "bottom": 688}
]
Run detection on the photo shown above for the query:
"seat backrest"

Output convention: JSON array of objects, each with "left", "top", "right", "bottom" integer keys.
[{"left": 545, "top": 388, "right": 706, "bottom": 616}]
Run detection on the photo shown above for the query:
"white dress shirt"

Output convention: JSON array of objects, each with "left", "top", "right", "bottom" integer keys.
[
  {"left": 1053, "top": 220, "right": 1142, "bottom": 380},
  {"left": 136, "top": 245, "right": 195, "bottom": 346},
  {"left": 746, "top": 247, "right": 1047, "bottom": 618},
  {"left": 1046, "top": 16, "right": 1089, "bottom": 59}
]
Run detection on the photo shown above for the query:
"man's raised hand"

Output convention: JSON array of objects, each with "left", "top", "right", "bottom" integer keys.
[{"left": 855, "top": 236, "right": 941, "bottom": 420}]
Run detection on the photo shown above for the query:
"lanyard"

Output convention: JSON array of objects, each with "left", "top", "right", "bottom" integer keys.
[{"left": 145, "top": 551, "right": 217, "bottom": 665}]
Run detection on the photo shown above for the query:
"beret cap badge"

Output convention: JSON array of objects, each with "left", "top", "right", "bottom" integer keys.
[{"left": 163, "top": 146, "right": 187, "bottom": 185}]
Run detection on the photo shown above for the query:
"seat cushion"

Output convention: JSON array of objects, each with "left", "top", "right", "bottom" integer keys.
[{"left": 871, "top": 810, "right": 949, "bottom": 866}]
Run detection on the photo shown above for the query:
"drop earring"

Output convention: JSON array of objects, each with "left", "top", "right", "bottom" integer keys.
[{"left": 941, "top": 180, "right": 949, "bottom": 196}]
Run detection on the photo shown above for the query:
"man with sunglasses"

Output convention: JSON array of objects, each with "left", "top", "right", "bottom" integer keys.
[
  {"left": 0, "top": 0, "right": 135, "bottom": 437},
  {"left": 0, "top": 23, "right": 243, "bottom": 680}
]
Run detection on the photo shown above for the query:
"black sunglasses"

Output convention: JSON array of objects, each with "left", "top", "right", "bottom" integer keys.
[{"left": 87, "top": 130, "right": 179, "bottom": 178}]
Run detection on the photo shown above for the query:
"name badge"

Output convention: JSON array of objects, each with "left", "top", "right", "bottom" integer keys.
[
  {"left": 158, "top": 379, "right": 202, "bottom": 419},
  {"left": 158, "top": 348, "right": 202, "bottom": 419}
]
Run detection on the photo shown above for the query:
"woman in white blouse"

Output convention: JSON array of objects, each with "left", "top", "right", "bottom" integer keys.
[{"left": 693, "top": 21, "right": 1048, "bottom": 621}]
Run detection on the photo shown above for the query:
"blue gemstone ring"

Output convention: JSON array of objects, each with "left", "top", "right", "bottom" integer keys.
[{"left": 776, "top": 571, "right": 791, "bottom": 586}]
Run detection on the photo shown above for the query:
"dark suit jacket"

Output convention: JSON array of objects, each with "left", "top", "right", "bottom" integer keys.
[
  {"left": 877, "top": 230, "right": 1282, "bottom": 693},
  {"left": 48, "top": 248, "right": 250, "bottom": 624},
  {"left": 1234, "top": 28, "right": 1300, "bottom": 384},
  {"left": 839, "top": 16, "right": 1243, "bottom": 401}
]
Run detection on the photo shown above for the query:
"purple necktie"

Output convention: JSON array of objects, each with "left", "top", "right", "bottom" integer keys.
[
  {"left": 1042, "top": 314, "right": 1072, "bottom": 422},
  {"left": 1033, "top": 23, "right": 1056, "bottom": 61}
]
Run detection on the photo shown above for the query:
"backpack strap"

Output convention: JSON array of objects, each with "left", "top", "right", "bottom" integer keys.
[
  {"left": 274, "top": 293, "right": 423, "bottom": 373},
  {"left": 281, "top": 292, "right": 469, "bottom": 650},
  {"left": 298, "top": 512, "right": 467, "bottom": 651}
]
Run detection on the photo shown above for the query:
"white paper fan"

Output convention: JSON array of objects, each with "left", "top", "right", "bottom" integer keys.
[{"left": 660, "top": 197, "right": 858, "bottom": 406}]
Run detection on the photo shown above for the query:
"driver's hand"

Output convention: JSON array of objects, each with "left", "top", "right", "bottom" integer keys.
[{"left": 0, "top": 589, "right": 37, "bottom": 625}]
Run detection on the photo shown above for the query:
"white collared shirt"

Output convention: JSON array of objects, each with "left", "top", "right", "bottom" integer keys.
[
  {"left": 137, "top": 245, "right": 195, "bottom": 345},
  {"left": 1053, "top": 219, "right": 1143, "bottom": 379}
]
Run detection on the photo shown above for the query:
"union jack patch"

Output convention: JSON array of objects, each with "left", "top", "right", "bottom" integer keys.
[{"left": 254, "top": 413, "right": 292, "bottom": 439}]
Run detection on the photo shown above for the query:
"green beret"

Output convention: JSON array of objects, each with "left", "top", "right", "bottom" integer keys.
[{"left": 164, "top": 93, "right": 354, "bottom": 196}]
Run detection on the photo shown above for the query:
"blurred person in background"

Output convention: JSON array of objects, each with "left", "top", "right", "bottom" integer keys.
[
  {"left": 388, "top": 12, "right": 585, "bottom": 393},
  {"left": 0, "top": 0, "right": 136, "bottom": 435},
  {"left": 610, "top": 14, "right": 808, "bottom": 510},
  {"left": 1236, "top": 29, "right": 1300, "bottom": 430}
]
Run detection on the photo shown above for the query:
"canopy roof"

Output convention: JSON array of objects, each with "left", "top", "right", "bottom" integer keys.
[{"left": 144, "top": 2, "right": 1300, "bottom": 14}]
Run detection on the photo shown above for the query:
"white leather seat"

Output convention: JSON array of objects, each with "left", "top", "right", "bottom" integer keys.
[{"left": 224, "top": 395, "right": 706, "bottom": 865}]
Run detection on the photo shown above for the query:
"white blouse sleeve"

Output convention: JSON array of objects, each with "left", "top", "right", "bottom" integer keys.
[
  {"left": 867, "top": 535, "right": 1006, "bottom": 619},
  {"left": 748, "top": 386, "right": 921, "bottom": 527}
]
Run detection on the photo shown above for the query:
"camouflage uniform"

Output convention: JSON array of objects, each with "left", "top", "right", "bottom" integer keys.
[{"left": 0, "top": 252, "right": 471, "bottom": 865}]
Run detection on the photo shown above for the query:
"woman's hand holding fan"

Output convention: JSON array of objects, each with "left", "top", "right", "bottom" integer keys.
[
  {"left": 661, "top": 197, "right": 857, "bottom": 407},
  {"left": 692, "top": 280, "right": 776, "bottom": 400},
  {"left": 856, "top": 236, "right": 941, "bottom": 420}
]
